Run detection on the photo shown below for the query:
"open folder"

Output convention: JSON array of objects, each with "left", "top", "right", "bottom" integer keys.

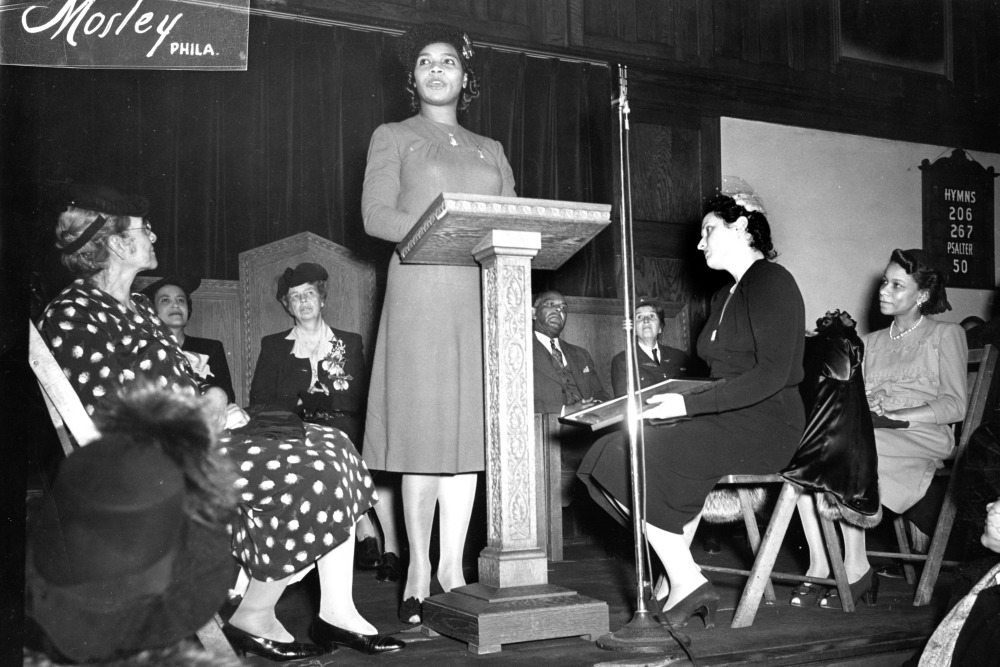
[{"left": 559, "top": 378, "right": 714, "bottom": 431}]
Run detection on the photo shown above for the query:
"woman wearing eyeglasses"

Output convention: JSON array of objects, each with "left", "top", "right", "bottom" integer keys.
[{"left": 40, "top": 188, "right": 403, "bottom": 660}]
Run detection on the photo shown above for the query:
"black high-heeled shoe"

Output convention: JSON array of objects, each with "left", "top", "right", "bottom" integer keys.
[
  {"left": 310, "top": 617, "right": 405, "bottom": 654},
  {"left": 819, "top": 567, "right": 879, "bottom": 610},
  {"left": 661, "top": 581, "right": 720, "bottom": 629},
  {"left": 399, "top": 596, "right": 422, "bottom": 625},
  {"left": 222, "top": 623, "right": 327, "bottom": 662}
]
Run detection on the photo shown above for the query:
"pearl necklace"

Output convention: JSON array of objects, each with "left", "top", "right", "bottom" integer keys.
[{"left": 889, "top": 314, "right": 924, "bottom": 340}]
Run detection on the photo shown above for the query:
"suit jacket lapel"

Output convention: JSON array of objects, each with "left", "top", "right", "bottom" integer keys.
[{"left": 534, "top": 337, "right": 562, "bottom": 382}]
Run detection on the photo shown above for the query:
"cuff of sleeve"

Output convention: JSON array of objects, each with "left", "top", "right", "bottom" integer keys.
[
  {"left": 928, "top": 400, "right": 963, "bottom": 425},
  {"left": 683, "top": 390, "right": 718, "bottom": 416}
]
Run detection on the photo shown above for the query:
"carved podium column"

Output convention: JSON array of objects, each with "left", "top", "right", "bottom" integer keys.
[
  {"left": 475, "top": 230, "right": 547, "bottom": 587},
  {"left": 398, "top": 194, "right": 611, "bottom": 654}
]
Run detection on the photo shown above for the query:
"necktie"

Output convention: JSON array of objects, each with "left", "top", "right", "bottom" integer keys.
[
  {"left": 653, "top": 347, "right": 660, "bottom": 365},
  {"left": 550, "top": 338, "right": 565, "bottom": 368}
]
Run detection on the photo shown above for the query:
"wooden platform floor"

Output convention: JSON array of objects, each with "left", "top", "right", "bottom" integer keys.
[{"left": 237, "top": 524, "right": 954, "bottom": 667}]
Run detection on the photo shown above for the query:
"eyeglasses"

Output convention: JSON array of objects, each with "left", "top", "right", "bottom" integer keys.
[
  {"left": 123, "top": 220, "right": 154, "bottom": 238},
  {"left": 288, "top": 289, "right": 320, "bottom": 304}
]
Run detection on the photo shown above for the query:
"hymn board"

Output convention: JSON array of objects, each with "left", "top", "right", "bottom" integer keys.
[{"left": 921, "top": 149, "right": 997, "bottom": 289}]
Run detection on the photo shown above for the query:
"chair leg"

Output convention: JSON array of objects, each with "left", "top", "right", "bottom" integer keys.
[
  {"left": 818, "top": 514, "right": 855, "bottom": 613},
  {"left": 196, "top": 613, "right": 236, "bottom": 657},
  {"left": 914, "top": 487, "right": 959, "bottom": 606},
  {"left": 731, "top": 482, "right": 800, "bottom": 628},
  {"left": 737, "top": 486, "right": 776, "bottom": 605},
  {"left": 893, "top": 517, "right": 917, "bottom": 584}
]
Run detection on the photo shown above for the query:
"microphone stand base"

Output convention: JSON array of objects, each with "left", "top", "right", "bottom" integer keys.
[{"left": 595, "top": 610, "right": 691, "bottom": 656}]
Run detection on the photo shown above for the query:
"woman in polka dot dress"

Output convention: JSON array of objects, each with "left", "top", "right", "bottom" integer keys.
[{"left": 39, "top": 184, "right": 402, "bottom": 660}]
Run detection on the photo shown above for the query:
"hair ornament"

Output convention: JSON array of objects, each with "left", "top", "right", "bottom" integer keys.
[
  {"left": 461, "top": 32, "right": 474, "bottom": 60},
  {"left": 721, "top": 175, "right": 767, "bottom": 215}
]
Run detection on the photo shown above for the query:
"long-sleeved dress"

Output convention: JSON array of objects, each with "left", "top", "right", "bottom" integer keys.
[
  {"left": 361, "top": 114, "right": 516, "bottom": 474},
  {"left": 40, "top": 279, "right": 376, "bottom": 582},
  {"left": 862, "top": 318, "right": 968, "bottom": 514},
  {"left": 579, "top": 260, "right": 806, "bottom": 533}
]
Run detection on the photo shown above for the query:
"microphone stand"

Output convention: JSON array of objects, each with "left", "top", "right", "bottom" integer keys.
[{"left": 593, "top": 65, "right": 692, "bottom": 661}]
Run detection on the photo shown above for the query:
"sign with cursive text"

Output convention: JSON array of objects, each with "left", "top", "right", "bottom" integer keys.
[
  {"left": 0, "top": 0, "right": 249, "bottom": 70},
  {"left": 921, "top": 149, "right": 997, "bottom": 290}
]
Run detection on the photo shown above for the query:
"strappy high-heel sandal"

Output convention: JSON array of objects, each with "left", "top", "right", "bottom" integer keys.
[{"left": 789, "top": 582, "right": 825, "bottom": 607}]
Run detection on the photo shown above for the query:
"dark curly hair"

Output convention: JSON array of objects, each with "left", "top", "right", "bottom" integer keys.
[
  {"left": 703, "top": 193, "right": 777, "bottom": 260},
  {"left": 889, "top": 248, "right": 951, "bottom": 314},
  {"left": 396, "top": 22, "right": 480, "bottom": 112}
]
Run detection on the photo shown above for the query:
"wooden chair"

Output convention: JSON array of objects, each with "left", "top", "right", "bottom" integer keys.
[
  {"left": 27, "top": 321, "right": 237, "bottom": 658},
  {"left": 866, "top": 344, "right": 997, "bottom": 606},
  {"left": 698, "top": 475, "right": 855, "bottom": 627}
]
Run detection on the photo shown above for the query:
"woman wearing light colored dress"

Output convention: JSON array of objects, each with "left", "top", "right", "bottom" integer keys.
[
  {"left": 793, "top": 248, "right": 967, "bottom": 610},
  {"left": 361, "top": 22, "right": 516, "bottom": 624}
]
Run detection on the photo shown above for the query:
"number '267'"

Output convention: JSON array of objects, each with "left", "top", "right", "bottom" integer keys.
[{"left": 950, "top": 223, "right": 973, "bottom": 238}]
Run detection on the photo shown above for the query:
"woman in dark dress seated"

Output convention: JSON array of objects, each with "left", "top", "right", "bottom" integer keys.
[
  {"left": 579, "top": 193, "right": 806, "bottom": 628},
  {"left": 143, "top": 274, "right": 236, "bottom": 403},
  {"left": 249, "top": 262, "right": 385, "bottom": 571},
  {"left": 39, "top": 185, "right": 402, "bottom": 660}
]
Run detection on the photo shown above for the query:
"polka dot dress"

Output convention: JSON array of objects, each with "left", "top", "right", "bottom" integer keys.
[
  {"left": 221, "top": 423, "right": 375, "bottom": 580},
  {"left": 40, "top": 280, "right": 377, "bottom": 582}
]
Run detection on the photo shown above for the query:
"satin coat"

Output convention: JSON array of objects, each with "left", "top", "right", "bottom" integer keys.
[{"left": 782, "top": 315, "right": 880, "bottom": 520}]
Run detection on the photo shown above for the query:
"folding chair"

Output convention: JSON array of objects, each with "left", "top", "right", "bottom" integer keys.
[
  {"left": 866, "top": 344, "right": 997, "bottom": 606},
  {"left": 698, "top": 475, "right": 854, "bottom": 627},
  {"left": 28, "top": 321, "right": 237, "bottom": 658}
]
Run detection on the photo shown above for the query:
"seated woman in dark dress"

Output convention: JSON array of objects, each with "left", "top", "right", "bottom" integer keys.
[
  {"left": 143, "top": 274, "right": 236, "bottom": 403},
  {"left": 39, "top": 185, "right": 402, "bottom": 660},
  {"left": 579, "top": 193, "right": 806, "bottom": 628},
  {"left": 249, "top": 263, "right": 385, "bottom": 573}
]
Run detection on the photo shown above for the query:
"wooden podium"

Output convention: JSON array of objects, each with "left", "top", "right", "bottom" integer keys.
[{"left": 399, "top": 193, "right": 611, "bottom": 654}]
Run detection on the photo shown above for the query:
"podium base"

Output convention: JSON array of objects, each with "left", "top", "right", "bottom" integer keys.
[{"left": 421, "top": 582, "right": 608, "bottom": 655}]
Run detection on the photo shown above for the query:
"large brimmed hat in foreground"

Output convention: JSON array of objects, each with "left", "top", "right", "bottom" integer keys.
[{"left": 25, "top": 387, "right": 237, "bottom": 663}]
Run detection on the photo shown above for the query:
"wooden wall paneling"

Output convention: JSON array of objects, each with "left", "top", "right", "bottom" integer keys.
[
  {"left": 633, "top": 0, "right": 701, "bottom": 63},
  {"left": 252, "top": 1, "right": 1000, "bottom": 153},
  {"left": 238, "top": 232, "right": 377, "bottom": 402},
  {"left": 566, "top": 0, "right": 585, "bottom": 47},
  {"left": 582, "top": 0, "right": 633, "bottom": 41},
  {"left": 488, "top": 0, "right": 529, "bottom": 25},
  {"left": 131, "top": 277, "right": 246, "bottom": 405},
  {"left": 757, "top": 0, "right": 794, "bottom": 68},
  {"left": 630, "top": 120, "right": 704, "bottom": 225},
  {"left": 526, "top": 0, "right": 568, "bottom": 47}
]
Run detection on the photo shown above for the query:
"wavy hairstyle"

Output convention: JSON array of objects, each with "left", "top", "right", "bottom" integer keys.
[
  {"left": 703, "top": 193, "right": 777, "bottom": 260},
  {"left": 890, "top": 248, "right": 951, "bottom": 314}
]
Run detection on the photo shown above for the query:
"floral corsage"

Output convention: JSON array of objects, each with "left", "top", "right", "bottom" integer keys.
[{"left": 309, "top": 335, "right": 353, "bottom": 394}]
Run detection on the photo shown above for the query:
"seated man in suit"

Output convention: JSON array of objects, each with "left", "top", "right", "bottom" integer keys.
[
  {"left": 610, "top": 298, "right": 700, "bottom": 397},
  {"left": 532, "top": 290, "right": 610, "bottom": 507},
  {"left": 143, "top": 275, "right": 237, "bottom": 404}
]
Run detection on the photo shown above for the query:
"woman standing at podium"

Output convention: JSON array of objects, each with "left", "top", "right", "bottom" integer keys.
[{"left": 361, "top": 22, "right": 516, "bottom": 625}]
